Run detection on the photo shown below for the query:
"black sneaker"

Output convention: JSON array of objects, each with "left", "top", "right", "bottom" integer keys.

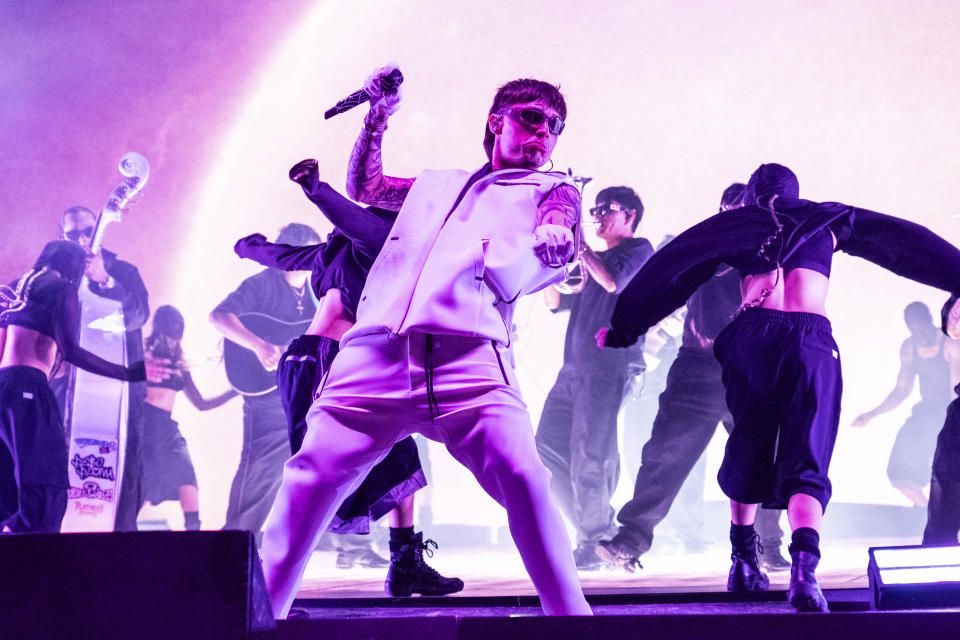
[
  {"left": 727, "top": 534, "right": 770, "bottom": 592},
  {"left": 595, "top": 538, "right": 643, "bottom": 573},
  {"left": 385, "top": 532, "right": 464, "bottom": 597},
  {"left": 758, "top": 539, "right": 792, "bottom": 571}
]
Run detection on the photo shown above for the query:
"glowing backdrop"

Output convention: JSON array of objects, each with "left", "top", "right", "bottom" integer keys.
[{"left": 3, "top": 0, "right": 960, "bottom": 533}]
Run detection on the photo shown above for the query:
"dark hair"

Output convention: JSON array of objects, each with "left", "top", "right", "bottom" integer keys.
[
  {"left": 904, "top": 301, "right": 933, "bottom": 328},
  {"left": 151, "top": 305, "right": 185, "bottom": 341},
  {"left": 34, "top": 240, "right": 87, "bottom": 286},
  {"left": 720, "top": 183, "right": 747, "bottom": 211},
  {"left": 0, "top": 241, "right": 87, "bottom": 331},
  {"left": 275, "top": 223, "right": 321, "bottom": 247},
  {"left": 60, "top": 206, "right": 96, "bottom": 229},
  {"left": 145, "top": 304, "right": 186, "bottom": 370},
  {"left": 743, "top": 163, "right": 799, "bottom": 206},
  {"left": 596, "top": 186, "right": 644, "bottom": 231},
  {"left": 483, "top": 79, "right": 566, "bottom": 161}
]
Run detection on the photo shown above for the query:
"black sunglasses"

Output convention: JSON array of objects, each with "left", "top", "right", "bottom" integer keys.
[
  {"left": 589, "top": 203, "right": 628, "bottom": 218},
  {"left": 498, "top": 108, "right": 565, "bottom": 135},
  {"left": 64, "top": 226, "right": 95, "bottom": 242}
]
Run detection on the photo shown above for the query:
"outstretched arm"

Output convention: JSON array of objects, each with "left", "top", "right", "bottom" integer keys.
[
  {"left": 843, "top": 208, "right": 960, "bottom": 295},
  {"left": 54, "top": 283, "right": 146, "bottom": 381},
  {"left": 852, "top": 339, "right": 916, "bottom": 426},
  {"left": 234, "top": 235, "right": 323, "bottom": 273},
  {"left": 345, "top": 65, "right": 415, "bottom": 209},
  {"left": 181, "top": 370, "right": 238, "bottom": 411}
]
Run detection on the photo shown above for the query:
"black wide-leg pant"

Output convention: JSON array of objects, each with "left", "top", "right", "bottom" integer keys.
[
  {"left": 714, "top": 308, "right": 842, "bottom": 511},
  {"left": 536, "top": 363, "right": 630, "bottom": 545},
  {"left": 0, "top": 366, "right": 69, "bottom": 532},
  {"left": 616, "top": 347, "right": 783, "bottom": 554}
]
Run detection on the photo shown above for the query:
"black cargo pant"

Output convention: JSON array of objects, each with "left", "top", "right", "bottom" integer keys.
[
  {"left": 615, "top": 347, "right": 783, "bottom": 555},
  {"left": 0, "top": 366, "right": 69, "bottom": 532},
  {"left": 277, "top": 335, "right": 425, "bottom": 534},
  {"left": 536, "top": 363, "right": 631, "bottom": 545},
  {"left": 714, "top": 309, "right": 842, "bottom": 511}
]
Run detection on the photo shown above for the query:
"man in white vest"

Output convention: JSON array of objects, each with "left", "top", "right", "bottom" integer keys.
[{"left": 259, "top": 65, "right": 592, "bottom": 617}]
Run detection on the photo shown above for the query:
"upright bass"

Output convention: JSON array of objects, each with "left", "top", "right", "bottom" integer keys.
[{"left": 60, "top": 152, "right": 149, "bottom": 533}]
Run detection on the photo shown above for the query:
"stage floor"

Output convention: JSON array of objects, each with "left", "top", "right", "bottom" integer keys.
[
  {"left": 281, "top": 538, "right": 960, "bottom": 639},
  {"left": 295, "top": 537, "right": 874, "bottom": 602}
]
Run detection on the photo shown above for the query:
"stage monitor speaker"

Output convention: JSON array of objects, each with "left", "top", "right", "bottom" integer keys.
[
  {"left": 0, "top": 530, "right": 276, "bottom": 640},
  {"left": 868, "top": 544, "right": 960, "bottom": 610}
]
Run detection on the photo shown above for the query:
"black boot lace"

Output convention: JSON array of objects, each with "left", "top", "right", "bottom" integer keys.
[{"left": 415, "top": 538, "right": 442, "bottom": 576}]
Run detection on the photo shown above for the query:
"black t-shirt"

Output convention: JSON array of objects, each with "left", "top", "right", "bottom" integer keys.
[
  {"left": 555, "top": 236, "right": 653, "bottom": 369},
  {"left": 213, "top": 268, "right": 317, "bottom": 324}
]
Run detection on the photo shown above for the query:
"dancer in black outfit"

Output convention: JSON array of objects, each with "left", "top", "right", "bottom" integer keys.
[
  {"left": 235, "top": 159, "right": 461, "bottom": 596},
  {"left": 535, "top": 186, "right": 653, "bottom": 570},
  {"left": 853, "top": 302, "right": 953, "bottom": 507},
  {"left": 140, "top": 305, "right": 238, "bottom": 530},
  {"left": 598, "top": 184, "right": 788, "bottom": 575},
  {"left": 0, "top": 241, "right": 151, "bottom": 532},
  {"left": 600, "top": 163, "right": 960, "bottom": 612}
]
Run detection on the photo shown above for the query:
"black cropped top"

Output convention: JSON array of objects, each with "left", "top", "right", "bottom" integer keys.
[
  {"left": 605, "top": 200, "right": 960, "bottom": 349},
  {"left": 0, "top": 271, "right": 146, "bottom": 382},
  {"left": 783, "top": 227, "right": 834, "bottom": 277}
]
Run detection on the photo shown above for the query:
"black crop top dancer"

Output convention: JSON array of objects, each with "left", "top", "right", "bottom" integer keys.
[
  {"left": 599, "top": 163, "right": 960, "bottom": 613},
  {"left": 0, "top": 241, "right": 152, "bottom": 532},
  {"left": 140, "top": 305, "right": 237, "bottom": 530}
]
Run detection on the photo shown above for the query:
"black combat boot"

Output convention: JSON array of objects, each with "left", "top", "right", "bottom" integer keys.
[
  {"left": 787, "top": 527, "right": 829, "bottom": 612},
  {"left": 788, "top": 550, "right": 830, "bottom": 612},
  {"left": 727, "top": 524, "right": 770, "bottom": 592},
  {"left": 385, "top": 531, "right": 464, "bottom": 597}
]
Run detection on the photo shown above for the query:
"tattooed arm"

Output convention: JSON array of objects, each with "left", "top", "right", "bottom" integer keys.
[
  {"left": 533, "top": 183, "right": 581, "bottom": 268},
  {"left": 537, "top": 183, "right": 581, "bottom": 229},
  {"left": 345, "top": 117, "right": 416, "bottom": 209}
]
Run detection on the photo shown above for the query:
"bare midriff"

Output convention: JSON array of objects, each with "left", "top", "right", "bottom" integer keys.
[
  {"left": 0, "top": 325, "right": 58, "bottom": 377},
  {"left": 145, "top": 386, "right": 176, "bottom": 410},
  {"left": 741, "top": 267, "right": 830, "bottom": 317},
  {"left": 305, "top": 289, "right": 354, "bottom": 341}
]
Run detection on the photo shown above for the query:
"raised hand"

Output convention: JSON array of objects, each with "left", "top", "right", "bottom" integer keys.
[{"left": 363, "top": 63, "right": 403, "bottom": 119}]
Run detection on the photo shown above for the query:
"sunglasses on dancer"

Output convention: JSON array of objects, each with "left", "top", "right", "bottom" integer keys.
[
  {"left": 64, "top": 226, "right": 95, "bottom": 242},
  {"left": 497, "top": 108, "right": 565, "bottom": 135},
  {"left": 589, "top": 202, "right": 629, "bottom": 219}
]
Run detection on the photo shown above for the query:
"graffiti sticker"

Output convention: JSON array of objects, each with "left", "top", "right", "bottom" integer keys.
[{"left": 70, "top": 454, "right": 116, "bottom": 482}]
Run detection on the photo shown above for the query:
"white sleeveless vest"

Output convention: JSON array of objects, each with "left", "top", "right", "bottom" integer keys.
[{"left": 344, "top": 166, "right": 574, "bottom": 347}]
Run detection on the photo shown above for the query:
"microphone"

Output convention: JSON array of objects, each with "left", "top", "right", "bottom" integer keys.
[{"left": 324, "top": 68, "right": 404, "bottom": 120}]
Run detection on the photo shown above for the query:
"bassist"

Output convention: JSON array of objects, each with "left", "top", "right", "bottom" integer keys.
[{"left": 57, "top": 205, "right": 150, "bottom": 532}]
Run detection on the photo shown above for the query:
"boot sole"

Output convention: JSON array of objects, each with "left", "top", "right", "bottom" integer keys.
[
  {"left": 789, "top": 585, "right": 829, "bottom": 612},
  {"left": 727, "top": 578, "right": 770, "bottom": 592},
  {"left": 385, "top": 582, "right": 464, "bottom": 597}
]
